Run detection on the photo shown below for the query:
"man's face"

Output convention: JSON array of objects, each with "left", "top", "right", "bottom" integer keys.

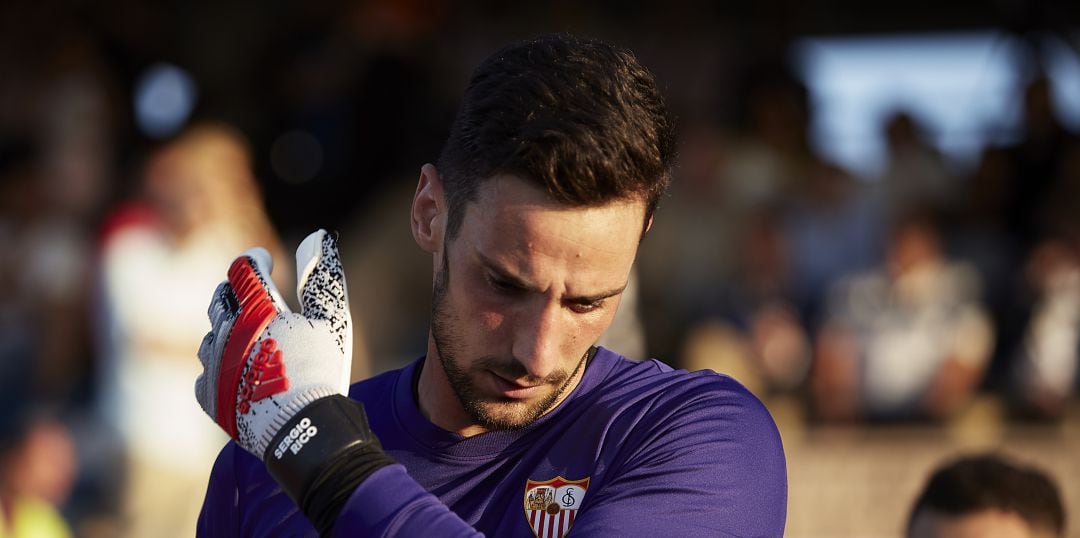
[{"left": 428, "top": 174, "right": 645, "bottom": 433}]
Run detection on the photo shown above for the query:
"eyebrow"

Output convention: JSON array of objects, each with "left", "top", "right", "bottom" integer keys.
[{"left": 476, "top": 251, "right": 628, "bottom": 304}]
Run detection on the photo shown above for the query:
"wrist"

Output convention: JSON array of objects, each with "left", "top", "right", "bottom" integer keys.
[
  {"left": 251, "top": 385, "right": 338, "bottom": 458},
  {"left": 264, "top": 395, "right": 391, "bottom": 506}
]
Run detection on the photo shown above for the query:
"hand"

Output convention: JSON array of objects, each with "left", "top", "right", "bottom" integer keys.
[{"left": 195, "top": 229, "right": 352, "bottom": 459}]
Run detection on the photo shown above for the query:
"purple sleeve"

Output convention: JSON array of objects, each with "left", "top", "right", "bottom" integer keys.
[
  {"left": 569, "top": 384, "right": 788, "bottom": 537},
  {"left": 197, "top": 444, "right": 240, "bottom": 537},
  {"left": 332, "top": 465, "right": 482, "bottom": 537}
]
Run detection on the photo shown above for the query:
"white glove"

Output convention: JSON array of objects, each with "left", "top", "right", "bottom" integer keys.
[{"left": 195, "top": 229, "right": 352, "bottom": 458}]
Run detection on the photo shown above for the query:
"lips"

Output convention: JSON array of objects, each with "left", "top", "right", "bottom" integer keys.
[{"left": 488, "top": 371, "right": 546, "bottom": 399}]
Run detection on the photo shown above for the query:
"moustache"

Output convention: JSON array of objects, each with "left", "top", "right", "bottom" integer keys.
[{"left": 474, "top": 356, "right": 569, "bottom": 386}]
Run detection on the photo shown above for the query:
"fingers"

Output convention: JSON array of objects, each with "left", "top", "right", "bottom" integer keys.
[
  {"left": 197, "top": 329, "right": 217, "bottom": 365},
  {"left": 232, "top": 247, "right": 289, "bottom": 313},
  {"left": 294, "top": 230, "right": 353, "bottom": 393},
  {"left": 207, "top": 281, "right": 239, "bottom": 328},
  {"left": 194, "top": 371, "right": 214, "bottom": 419},
  {"left": 210, "top": 251, "right": 288, "bottom": 438},
  {"left": 197, "top": 282, "right": 238, "bottom": 422},
  {"left": 295, "top": 230, "right": 351, "bottom": 354}
]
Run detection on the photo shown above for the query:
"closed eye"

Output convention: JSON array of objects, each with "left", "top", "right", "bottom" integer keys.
[
  {"left": 487, "top": 274, "right": 526, "bottom": 295},
  {"left": 566, "top": 299, "right": 605, "bottom": 314},
  {"left": 476, "top": 251, "right": 624, "bottom": 314}
]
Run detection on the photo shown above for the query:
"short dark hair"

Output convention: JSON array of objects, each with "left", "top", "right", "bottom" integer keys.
[
  {"left": 907, "top": 453, "right": 1065, "bottom": 537},
  {"left": 436, "top": 34, "right": 675, "bottom": 240}
]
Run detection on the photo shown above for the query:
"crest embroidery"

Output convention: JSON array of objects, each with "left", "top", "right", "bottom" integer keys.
[{"left": 523, "top": 476, "right": 590, "bottom": 538}]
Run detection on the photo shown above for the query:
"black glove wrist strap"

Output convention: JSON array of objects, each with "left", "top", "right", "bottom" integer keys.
[{"left": 264, "top": 395, "right": 394, "bottom": 535}]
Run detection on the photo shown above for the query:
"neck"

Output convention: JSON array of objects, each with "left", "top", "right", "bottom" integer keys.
[{"left": 416, "top": 334, "right": 485, "bottom": 436}]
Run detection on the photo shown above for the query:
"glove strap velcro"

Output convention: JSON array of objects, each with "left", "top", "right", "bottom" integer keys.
[{"left": 264, "top": 395, "right": 394, "bottom": 533}]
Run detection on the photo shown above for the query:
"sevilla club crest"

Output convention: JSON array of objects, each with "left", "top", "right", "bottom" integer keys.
[{"left": 524, "top": 476, "right": 590, "bottom": 538}]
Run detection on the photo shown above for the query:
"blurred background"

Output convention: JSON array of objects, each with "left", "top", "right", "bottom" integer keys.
[{"left": 0, "top": 0, "right": 1078, "bottom": 536}]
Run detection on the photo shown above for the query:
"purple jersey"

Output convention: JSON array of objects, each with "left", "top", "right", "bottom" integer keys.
[{"left": 198, "top": 347, "right": 787, "bottom": 537}]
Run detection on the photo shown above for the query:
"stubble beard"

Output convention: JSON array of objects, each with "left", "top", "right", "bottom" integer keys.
[{"left": 430, "top": 254, "right": 586, "bottom": 431}]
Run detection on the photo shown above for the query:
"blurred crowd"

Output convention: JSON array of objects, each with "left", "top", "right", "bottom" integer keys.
[
  {"left": 645, "top": 67, "right": 1080, "bottom": 427},
  {"left": 0, "top": 1, "right": 1077, "bottom": 536},
  {"left": 645, "top": 64, "right": 1080, "bottom": 425}
]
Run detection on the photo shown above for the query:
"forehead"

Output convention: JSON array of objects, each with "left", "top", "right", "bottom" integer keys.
[
  {"left": 911, "top": 509, "right": 1038, "bottom": 538},
  {"left": 457, "top": 175, "right": 646, "bottom": 282}
]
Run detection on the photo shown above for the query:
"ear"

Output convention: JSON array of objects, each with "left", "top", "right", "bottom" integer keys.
[
  {"left": 411, "top": 163, "right": 446, "bottom": 255},
  {"left": 644, "top": 215, "right": 654, "bottom": 235}
]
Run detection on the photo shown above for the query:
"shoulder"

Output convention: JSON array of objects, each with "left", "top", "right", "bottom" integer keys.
[
  {"left": 347, "top": 363, "right": 406, "bottom": 405},
  {"left": 592, "top": 348, "right": 775, "bottom": 423},
  {"left": 570, "top": 350, "right": 788, "bottom": 535},
  {"left": 582, "top": 348, "right": 784, "bottom": 463}
]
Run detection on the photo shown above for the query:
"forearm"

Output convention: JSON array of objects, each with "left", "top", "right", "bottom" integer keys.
[
  {"left": 331, "top": 465, "right": 483, "bottom": 538},
  {"left": 265, "top": 395, "right": 481, "bottom": 537}
]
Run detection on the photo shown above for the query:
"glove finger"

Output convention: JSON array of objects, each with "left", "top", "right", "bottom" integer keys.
[
  {"left": 207, "top": 281, "right": 239, "bottom": 328},
  {"left": 194, "top": 370, "right": 215, "bottom": 419},
  {"left": 215, "top": 249, "right": 289, "bottom": 438},
  {"left": 197, "top": 281, "right": 241, "bottom": 425},
  {"left": 295, "top": 230, "right": 351, "bottom": 355},
  {"left": 197, "top": 330, "right": 216, "bottom": 368},
  {"left": 232, "top": 247, "right": 290, "bottom": 313}
]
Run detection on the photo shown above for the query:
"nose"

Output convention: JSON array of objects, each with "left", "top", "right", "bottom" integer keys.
[{"left": 511, "top": 299, "right": 564, "bottom": 381}]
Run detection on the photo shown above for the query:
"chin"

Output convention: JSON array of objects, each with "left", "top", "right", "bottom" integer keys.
[{"left": 469, "top": 397, "right": 552, "bottom": 431}]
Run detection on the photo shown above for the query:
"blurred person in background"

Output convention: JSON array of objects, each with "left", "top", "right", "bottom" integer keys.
[
  {"left": 991, "top": 74, "right": 1080, "bottom": 420},
  {"left": 783, "top": 159, "right": 884, "bottom": 331},
  {"left": 638, "top": 59, "right": 823, "bottom": 365},
  {"left": 907, "top": 452, "right": 1065, "bottom": 538},
  {"left": 878, "top": 111, "right": 958, "bottom": 221},
  {"left": 722, "top": 58, "right": 884, "bottom": 330},
  {"left": 681, "top": 205, "right": 811, "bottom": 402},
  {"left": 0, "top": 416, "right": 77, "bottom": 538},
  {"left": 0, "top": 18, "right": 124, "bottom": 530},
  {"left": 635, "top": 118, "right": 740, "bottom": 365},
  {"left": 965, "top": 73, "right": 1080, "bottom": 400},
  {"left": 0, "top": 350, "right": 77, "bottom": 538},
  {"left": 96, "top": 123, "right": 288, "bottom": 537},
  {"left": 0, "top": 136, "right": 102, "bottom": 536},
  {"left": 811, "top": 210, "right": 994, "bottom": 422},
  {"left": 999, "top": 75, "right": 1079, "bottom": 258},
  {"left": 952, "top": 145, "right": 1022, "bottom": 395},
  {"left": 1009, "top": 235, "right": 1080, "bottom": 420}
]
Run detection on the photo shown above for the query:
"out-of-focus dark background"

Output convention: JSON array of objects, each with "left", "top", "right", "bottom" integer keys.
[{"left": 1, "top": 0, "right": 1079, "bottom": 536}]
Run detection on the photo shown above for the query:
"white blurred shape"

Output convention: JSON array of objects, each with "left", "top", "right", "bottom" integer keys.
[
  {"left": 134, "top": 63, "right": 198, "bottom": 139},
  {"left": 794, "top": 31, "right": 1080, "bottom": 179}
]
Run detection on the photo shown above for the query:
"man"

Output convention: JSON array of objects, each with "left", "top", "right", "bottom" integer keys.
[
  {"left": 907, "top": 453, "right": 1065, "bottom": 538},
  {"left": 195, "top": 34, "right": 787, "bottom": 537},
  {"left": 811, "top": 210, "right": 993, "bottom": 422}
]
